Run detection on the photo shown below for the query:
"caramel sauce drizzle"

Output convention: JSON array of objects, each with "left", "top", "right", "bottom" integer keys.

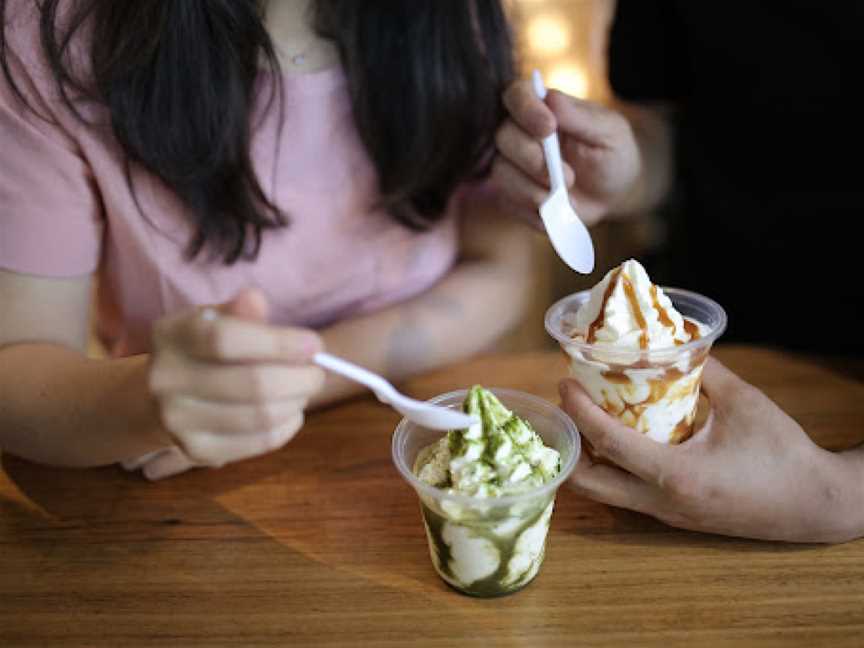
[
  {"left": 650, "top": 285, "right": 676, "bottom": 332},
  {"left": 585, "top": 266, "right": 703, "bottom": 351},
  {"left": 586, "top": 268, "right": 621, "bottom": 344},
  {"left": 683, "top": 319, "right": 701, "bottom": 341},
  {"left": 669, "top": 419, "right": 695, "bottom": 444},
  {"left": 597, "top": 366, "right": 699, "bottom": 445},
  {"left": 601, "top": 371, "right": 631, "bottom": 385},
  {"left": 621, "top": 274, "right": 649, "bottom": 350},
  {"left": 601, "top": 368, "right": 685, "bottom": 405}
]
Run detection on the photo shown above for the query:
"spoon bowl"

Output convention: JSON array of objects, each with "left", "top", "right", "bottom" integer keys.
[
  {"left": 532, "top": 70, "right": 595, "bottom": 275},
  {"left": 540, "top": 189, "right": 595, "bottom": 274}
]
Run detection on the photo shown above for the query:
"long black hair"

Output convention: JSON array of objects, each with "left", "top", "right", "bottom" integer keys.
[{"left": 0, "top": 0, "right": 514, "bottom": 263}]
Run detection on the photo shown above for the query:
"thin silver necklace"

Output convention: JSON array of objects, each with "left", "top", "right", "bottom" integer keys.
[
  {"left": 285, "top": 38, "right": 317, "bottom": 67},
  {"left": 289, "top": 49, "right": 309, "bottom": 66}
]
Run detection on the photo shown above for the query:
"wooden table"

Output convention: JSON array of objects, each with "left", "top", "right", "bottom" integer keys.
[{"left": 1, "top": 345, "right": 863, "bottom": 647}]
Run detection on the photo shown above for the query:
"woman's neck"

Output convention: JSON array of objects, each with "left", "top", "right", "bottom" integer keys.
[{"left": 264, "top": 0, "right": 338, "bottom": 74}]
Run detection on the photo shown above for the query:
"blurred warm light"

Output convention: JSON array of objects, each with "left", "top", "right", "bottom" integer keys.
[
  {"left": 526, "top": 13, "right": 571, "bottom": 57},
  {"left": 546, "top": 63, "right": 589, "bottom": 98}
]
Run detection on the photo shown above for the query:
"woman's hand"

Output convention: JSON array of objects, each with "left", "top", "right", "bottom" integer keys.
[
  {"left": 560, "top": 358, "right": 864, "bottom": 543},
  {"left": 491, "top": 80, "right": 641, "bottom": 227},
  {"left": 129, "top": 288, "right": 325, "bottom": 480}
]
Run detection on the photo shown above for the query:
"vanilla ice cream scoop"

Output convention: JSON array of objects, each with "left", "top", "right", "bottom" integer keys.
[{"left": 571, "top": 259, "right": 704, "bottom": 350}]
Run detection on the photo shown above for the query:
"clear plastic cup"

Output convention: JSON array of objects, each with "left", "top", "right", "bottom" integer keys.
[
  {"left": 392, "top": 388, "right": 579, "bottom": 597},
  {"left": 545, "top": 287, "right": 727, "bottom": 446}
]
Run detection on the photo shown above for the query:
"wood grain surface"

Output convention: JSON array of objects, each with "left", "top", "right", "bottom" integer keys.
[{"left": 1, "top": 346, "right": 863, "bottom": 647}]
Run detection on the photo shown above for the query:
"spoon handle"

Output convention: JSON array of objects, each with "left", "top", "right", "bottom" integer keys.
[
  {"left": 313, "top": 352, "right": 395, "bottom": 398},
  {"left": 532, "top": 70, "right": 566, "bottom": 193}
]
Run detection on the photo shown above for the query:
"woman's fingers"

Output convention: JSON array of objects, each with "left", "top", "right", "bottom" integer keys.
[
  {"left": 153, "top": 295, "right": 322, "bottom": 364},
  {"left": 503, "top": 81, "right": 628, "bottom": 148},
  {"left": 502, "top": 79, "right": 557, "bottom": 137},
  {"left": 495, "top": 120, "right": 576, "bottom": 188},
  {"left": 491, "top": 155, "right": 548, "bottom": 208},
  {"left": 139, "top": 402, "right": 307, "bottom": 480},
  {"left": 150, "top": 355, "right": 325, "bottom": 404},
  {"left": 154, "top": 312, "right": 322, "bottom": 364},
  {"left": 490, "top": 154, "right": 576, "bottom": 217},
  {"left": 495, "top": 121, "right": 548, "bottom": 185},
  {"left": 144, "top": 413, "right": 305, "bottom": 480},
  {"left": 546, "top": 90, "right": 631, "bottom": 148},
  {"left": 171, "top": 414, "right": 305, "bottom": 469},
  {"left": 559, "top": 379, "right": 671, "bottom": 483},
  {"left": 142, "top": 447, "right": 196, "bottom": 481},
  {"left": 159, "top": 395, "right": 308, "bottom": 436},
  {"left": 146, "top": 290, "right": 322, "bottom": 477},
  {"left": 121, "top": 448, "right": 167, "bottom": 471}
]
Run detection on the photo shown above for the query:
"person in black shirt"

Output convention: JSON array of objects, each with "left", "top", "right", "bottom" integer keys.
[
  {"left": 492, "top": 1, "right": 863, "bottom": 542},
  {"left": 606, "top": 2, "right": 863, "bottom": 356}
]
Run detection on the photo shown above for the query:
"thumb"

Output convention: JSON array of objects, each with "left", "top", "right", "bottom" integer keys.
[{"left": 216, "top": 288, "right": 270, "bottom": 323}]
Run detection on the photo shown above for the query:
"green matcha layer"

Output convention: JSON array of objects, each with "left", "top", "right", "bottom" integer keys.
[{"left": 420, "top": 498, "right": 554, "bottom": 597}]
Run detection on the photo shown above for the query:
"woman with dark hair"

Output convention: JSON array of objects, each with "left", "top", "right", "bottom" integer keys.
[{"left": 0, "top": 0, "right": 529, "bottom": 479}]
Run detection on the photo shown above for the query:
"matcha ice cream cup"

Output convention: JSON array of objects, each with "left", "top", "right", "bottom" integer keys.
[{"left": 392, "top": 388, "right": 579, "bottom": 597}]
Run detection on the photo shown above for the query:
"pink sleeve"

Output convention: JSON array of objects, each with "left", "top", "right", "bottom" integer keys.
[{"left": 0, "top": 47, "right": 103, "bottom": 277}]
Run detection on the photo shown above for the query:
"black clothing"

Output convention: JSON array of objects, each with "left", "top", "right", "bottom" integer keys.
[{"left": 609, "top": 2, "right": 863, "bottom": 355}]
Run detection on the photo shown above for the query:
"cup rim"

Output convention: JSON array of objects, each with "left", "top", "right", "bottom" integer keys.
[
  {"left": 544, "top": 286, "right": 727, "bottom": 361},
  {"left": 391, "top": 387, "right": 580, "bottom": 508}
]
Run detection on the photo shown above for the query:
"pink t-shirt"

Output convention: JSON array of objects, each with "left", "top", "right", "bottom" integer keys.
[{"left": 0, "top": 4, "right": 460, "bottom": 356}]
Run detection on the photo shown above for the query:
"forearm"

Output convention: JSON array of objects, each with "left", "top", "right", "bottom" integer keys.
[
  {"left": 610, "top": 100, "right": 675, "bottom": 215},
  {"left": 0, "top": 343, "right": 167, "bottom": 467},
  {"left": 789, "top": 444, "right": 864, "bottom": 543},
  {"left": 312, "top": 217, "right": 533, "bottom": 408}
]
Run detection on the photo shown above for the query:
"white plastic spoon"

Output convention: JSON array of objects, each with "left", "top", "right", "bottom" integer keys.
[
  {"left": 314, "top": 353, "right": 478, "bottom": 431},
  {"left": 198, "top": 308, "right": 477, "bottom": 431},
  {"left": 532, "top": 69, "right": 595, "bottom": 274}
]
